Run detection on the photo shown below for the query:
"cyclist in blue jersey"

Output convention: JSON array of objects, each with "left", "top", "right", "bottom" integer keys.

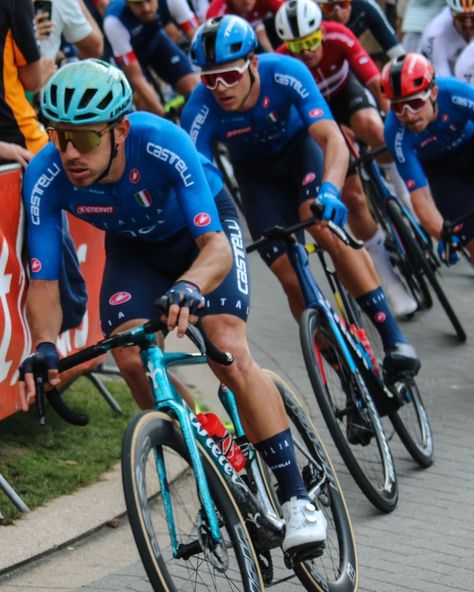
[
  {"left": 182, "top": 16, "right": 420, "bottom": 397},
  {"left": 19, "top": 59, "right": 328, "bottom": 555},
  {"left": 382, "top": 53, "right": 474, "bottom": 264},
  {"left": 316, "top": 0, "right": 404, "bottom": 60},
  {"left": 103, "top": 0, "right": 198, "bottom": 117}
]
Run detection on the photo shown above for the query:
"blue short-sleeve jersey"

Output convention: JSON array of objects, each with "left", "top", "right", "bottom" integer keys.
[
  {"left": 23, "top": 112, "right": 224, "bottom": 280},
  {"left": 384, "top": 77, "right": 474, "bottom": 191},
  {"left": 181, "top": 53, "right": 333, "bottom": 162}
]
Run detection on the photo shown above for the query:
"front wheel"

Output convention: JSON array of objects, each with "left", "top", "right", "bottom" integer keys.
[
  {"left": 121, "top": 410, "right": 264, "bottom": 592},
  {"left": 300, "top": 309, "right": 398, "bottom": 513},
  {"left": 386, "top": 199, "right": 466, "bottom": 342},
  {"left": 263, "top": 370, "right": 359, "bottom": 592},
  {"left": 389, "top": 378, "right": 434, "bottom": 468}
]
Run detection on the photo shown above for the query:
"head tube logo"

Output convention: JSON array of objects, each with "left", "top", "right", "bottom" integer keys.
[
  {"left": 194, "top": 213, "right": 211, "bottom": 227},
  {"left": 309, "top": 108, "right": 324, "bottom": 119},
  {"left": 109, "top": 291, "right": 132, "bottom": 306},
  {"left": 129, "top": 168, "right": 141, "bottom": 184},
  {"left": 31, "top": 258, "right": 42, "bottom": 273}
]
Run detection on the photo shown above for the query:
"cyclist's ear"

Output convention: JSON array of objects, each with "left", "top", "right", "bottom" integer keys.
[
  {"left": 115, "top": 117, "right": 130, "bottom": 146},
  {"left": 430, "top": 84, "right": 439, "bottom": 102}
]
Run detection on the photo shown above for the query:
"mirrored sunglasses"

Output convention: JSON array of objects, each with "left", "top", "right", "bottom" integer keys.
[
  {"left": 285, "top": 30, "right": 323, "bottom": 54},
  {"left": 47, "top": 123, "right": 118, "bottom": 154},
  {"left": 200, "top": 60, "right": 250, "bottom": 90},
  {"left": 321, "top": 1, "right": 351, "bottom": 15},
  {"left": 390, "top": 89, "right": 432, "bottom": 116}
]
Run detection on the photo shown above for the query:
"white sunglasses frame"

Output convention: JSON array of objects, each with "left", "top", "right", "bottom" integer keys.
[{"left": 200, "top": 60, "right": 251, "bottom": 90}]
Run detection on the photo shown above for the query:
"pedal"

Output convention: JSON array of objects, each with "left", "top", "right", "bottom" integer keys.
[{"left": 283, "top": 541, "right": 325, "bottom": 569}]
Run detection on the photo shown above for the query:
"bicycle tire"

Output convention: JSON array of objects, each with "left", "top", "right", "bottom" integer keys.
[
  {"left": 214, "top": 143, "right": 244, "bottom": 215},
  {"left": 263, "top": 369, "right": 359, "bottom": 592},
  {"left": 386, "top": 199, "right": 467, "bottom": 342},
  {"left": 362, "top": 176, "right": 432, "bottom": 310},
  {"left": 389, "top": 378, "right": 434, "bottom": 468},
  {"left": 122, "top": 410, "right": 264, "bottom": 592},
  {"left": 300, "top": 309, "right": 398, "bottom": 513}
]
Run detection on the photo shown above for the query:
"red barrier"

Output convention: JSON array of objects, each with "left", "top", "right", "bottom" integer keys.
[{"left": 0, "top": 165, "right": 106, "bottom": 421}]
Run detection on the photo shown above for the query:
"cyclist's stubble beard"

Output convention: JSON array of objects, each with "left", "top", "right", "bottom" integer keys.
[{"left": 62, "top": 132, "right": 118, "bottom": 187}]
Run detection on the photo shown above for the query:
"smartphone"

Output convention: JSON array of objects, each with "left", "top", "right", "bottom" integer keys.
[{"left": 33, "top": 0, "right": 53, "bottom": 20}]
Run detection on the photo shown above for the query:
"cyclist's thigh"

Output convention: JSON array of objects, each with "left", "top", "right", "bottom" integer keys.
[
  {"left": 147, "top": 30, "right": 194, "bottom": 87},
  {"left": 100, "top": 231, "right": 196, "bottom": 336},
  {"left": 203, "top": 189, "right": 251, "bottom": 320},
  {"left": 330, "top": 72, "right": 378, "bottom": 128}
]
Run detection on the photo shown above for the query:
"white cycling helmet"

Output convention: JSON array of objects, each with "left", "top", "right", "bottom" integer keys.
[
  {"left": 446, "top": 0, "right": 474, "bottom": 13},
  {"left": 275, "top": 0, "right": 323, "bottom": 41}
]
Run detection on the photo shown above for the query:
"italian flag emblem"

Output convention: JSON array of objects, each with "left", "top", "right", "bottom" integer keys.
[{"left": 135, "top": 189, "right": 152, "bottom": 207}]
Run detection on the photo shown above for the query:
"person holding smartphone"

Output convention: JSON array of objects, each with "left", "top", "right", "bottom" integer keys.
[{"left": 34, "top": 0, "right": 104, "bottom": 65}]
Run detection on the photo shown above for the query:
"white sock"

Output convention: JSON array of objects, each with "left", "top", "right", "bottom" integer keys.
[
  {"left": 365, "top": 227, "right": 404, "bottom": 288},
  {"left": 380, "top": 162, "right": 415, "bottom": 216}
]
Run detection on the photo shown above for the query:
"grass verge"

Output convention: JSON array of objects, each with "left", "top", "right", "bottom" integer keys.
[{"left": 0, "top": 377, "right": 136, "bottom": 522}]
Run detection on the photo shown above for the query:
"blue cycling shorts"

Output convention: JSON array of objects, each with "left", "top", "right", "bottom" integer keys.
[
  {"left": 422, "top": 136, "right": 474, "bottom": 244},
  {"left": 100, "top": 189, "right": 250, "bottom": 335},
  {"left": 233, "top": 129, "right": 324, "bottom": 266}
]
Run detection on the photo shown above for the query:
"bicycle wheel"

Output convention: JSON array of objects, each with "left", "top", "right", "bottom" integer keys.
[
  {"left": 389, "top": 378, "right": 434, "bottom": 468},
  {"left": 300, "top": 308, "right": 398, "bottom": 513},
  {"left": 386, "top": 199, "right": 466, "bottom": 342},
  {"left": 363, "top": 177, "right": 432, "bottom": 309},
  {"left": 122, "top": 410, "right": 264, "bottom": 592},
  {"left": 214, "top": 143, "right": 244, "bottom": 214},
  {"left": 263, "top": 369, "right": 359, "bottom": 592}
]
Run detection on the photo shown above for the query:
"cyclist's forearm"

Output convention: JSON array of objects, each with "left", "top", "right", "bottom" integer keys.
[
  {"left": 26, "top": 280, "right": 63, "bottom": 346},
  {"left": 131, "top": 79, "right": 165, "bottom": 117},
  {"left": 311, "top": 122, "right": 349, "bottom": 190},
  {"left": 410, "top": 187, "right": 444, "bottom": 239},
  {"left": 181, "top": 232, "right": 232, "bottom": 294}
]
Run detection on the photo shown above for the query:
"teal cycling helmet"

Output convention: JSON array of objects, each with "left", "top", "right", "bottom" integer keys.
[
  {"left": 191, "top": 16, "right": 257, "bottom": 68},
  {"left": 41, "top": 59, "right": 132, "bottom": 124}
]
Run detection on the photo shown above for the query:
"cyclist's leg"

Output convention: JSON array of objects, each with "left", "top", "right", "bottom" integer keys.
[
  {"left": 99, "top": 232, "right": 199, "bottom": 410},
  {"left": 201, "top": 207, "right": 327, "bottom": 550}
]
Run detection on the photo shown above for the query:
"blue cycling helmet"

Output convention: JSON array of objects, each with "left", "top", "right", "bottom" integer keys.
[
  {"left": 191, "top": 16, "right": 257, "bottom": 68},
  {"left": 41, "top": 59, "right": 132, "bottom": 124}
]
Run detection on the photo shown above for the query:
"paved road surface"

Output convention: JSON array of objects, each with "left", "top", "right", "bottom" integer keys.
[{"left": 1, "top": 239, "right": 473, "bottom": 591}]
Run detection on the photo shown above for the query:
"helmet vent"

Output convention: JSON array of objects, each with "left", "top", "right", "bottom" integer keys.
[
  {"left": 50, "top": 84, "right": 58, "bottom": 107},
  {"left": 78, "top": 88, "right": 98, "bottom": 109},
  {"left": 230, "top": 42, "right": 242, "bottom": 53},
  {"left": 98, "top": 91, "right": 114, "bottom": 110},
  {"left": 413, "top": 77, "right": 424, "bottom": 88},
  {"left": 64, "top": 88, "right": 74, "bottom": 113}
]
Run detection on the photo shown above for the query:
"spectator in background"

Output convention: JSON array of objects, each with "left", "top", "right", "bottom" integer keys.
[
  {"left": 34, "top": 0, "right": 104, "bottom": 66},
  {"left": 399, "top": 0, "right": 444, "bottom": 52},
  {"left": 0, "top": 0, "right": 55, "bottom": 163},
  {"left": 103, "top": 0, "right": 199, "bottom": 116},
  {"left": 207, "top": 0, "right": 284, "bottom": 51}
]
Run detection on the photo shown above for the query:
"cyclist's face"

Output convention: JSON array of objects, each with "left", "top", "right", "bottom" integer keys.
[
  {"left": 297, "top": 44, "right": 324, "bottom": 69},
  {"left": 126, "top": 0, "right": 158, "bottom": 22},
  {"left": 394, "top": 87, "right": 438, "bottom": 133},
  {"left": 52, "top": 121, "right": 128, "bottom": 187},
  {"left": 321, "top": 2, "right": 352, "bottom": 25},
  {"left": 203, "top": 57, "right": 256, "bottom": 112},
  {"left": 453, "top": 12, "right": 474, "bottom": 42},
  {"left": 230, "top": 0, "right": 257, "bottom": 16}
]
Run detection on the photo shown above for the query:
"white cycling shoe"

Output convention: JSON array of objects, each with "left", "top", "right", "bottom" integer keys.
[
  {"left": 281, "top": 497, "right": 327, "bottom": 554},
  {"left": 384, "top": 280, "right": 418, "bottom": 318}
]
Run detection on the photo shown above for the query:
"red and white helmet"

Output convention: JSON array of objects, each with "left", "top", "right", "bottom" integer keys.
[
  {"left": 446, "top": 0, "right": 474, "bottom": 13},
  {"left": 381, "top": 53, "right": 435, "bottom": 100}
]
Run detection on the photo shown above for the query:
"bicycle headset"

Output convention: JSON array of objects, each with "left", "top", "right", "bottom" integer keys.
[
  {"left": 275, "top": 0, "right": 323, "bottom": 40},
  {"left": 41, "top": 59, "right": 133, "bottom": 181}
]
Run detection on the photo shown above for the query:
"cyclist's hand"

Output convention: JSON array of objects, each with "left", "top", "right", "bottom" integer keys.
[
  {"left": 162, "top": 280, "right": 205, "bottom": 337},
  {"left": 316, "top": 181, "right": 348, "bottom": 228},
  {"left": 437, "top": 234, "right": 461, "bottom": 266},
  {"left": 19, "top": 342, "right": 60, "bottom": 411}
]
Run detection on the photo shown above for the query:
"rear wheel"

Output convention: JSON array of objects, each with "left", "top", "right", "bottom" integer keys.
[
  {"left": 300, "top": 309, "right": 398, "bottom": 513},
  {"left": 386, "top": 199, "right": 466, "bottom": 342},
  {"left": 122, "top": 410, "right": 264, "bottom": 592},
  {"left": 262, "top": 370, "right": 359, "bottom": 592}
]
